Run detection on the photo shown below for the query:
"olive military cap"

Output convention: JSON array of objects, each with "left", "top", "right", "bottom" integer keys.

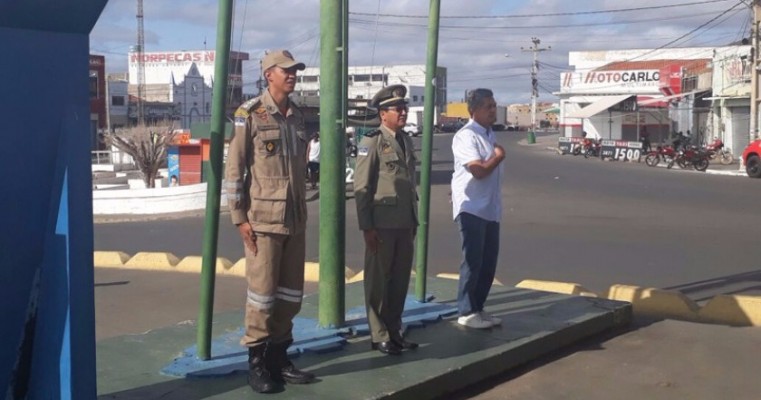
[
  {"left": 262, "top": 49, "right": 306, "bottom": 71},
  {"left": 370, "top": 84, "right": 408, "bottom": 109}
]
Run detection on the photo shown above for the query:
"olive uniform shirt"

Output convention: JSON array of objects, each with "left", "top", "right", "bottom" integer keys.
[{"left": 354, "top": 124, "right": 418, "bottom": 230}]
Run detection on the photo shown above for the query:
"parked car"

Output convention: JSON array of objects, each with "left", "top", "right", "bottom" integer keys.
[
  {"left": 403, "top": 123, "right": 422, "bottom": 137},
  {"left": 492, "top": 123, "right": 506, "bottom": 131},
  {"left": 436, "top": 120, "right": 465, "bottom": 133},
  {"left": 742, "top": 139, "right": 761, "bottom": 178}
]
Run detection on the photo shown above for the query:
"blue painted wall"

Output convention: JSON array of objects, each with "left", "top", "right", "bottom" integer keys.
[{"left": 0, "top": 1, "right": 108, "bottom": 397}]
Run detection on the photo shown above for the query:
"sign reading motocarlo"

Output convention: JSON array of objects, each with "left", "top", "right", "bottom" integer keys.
[
  {"left": 560, "top": 69, "right": 661, "bottom": 94},
  {"left": 600, "top": 140, "right": 643, "bottom": 161}
]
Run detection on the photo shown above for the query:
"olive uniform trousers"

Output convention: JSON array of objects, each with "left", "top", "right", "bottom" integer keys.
[{"left": 364, "top": 228, "right": 414, "bottom": 343}]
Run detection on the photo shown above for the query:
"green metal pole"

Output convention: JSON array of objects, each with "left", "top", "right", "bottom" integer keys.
[
  {"left": 415, "top": 0, "right": 441, "bottom": 302},
  {"left": 196, "top": 0, "right": 234, "bottom": 360},
  {"left": 318, "top": 0, "right": 346, "bottom": 328},
  {"left": 342, "top": 0, "right": 348, "bottom": 130}
]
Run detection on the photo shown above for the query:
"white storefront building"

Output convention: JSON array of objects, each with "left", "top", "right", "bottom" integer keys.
[
  {"left": 294, "top": 64, "right": 448, "bottom": 127},
  {"left": 707, "top": 45, "right": 752, "bottom": 156},
  {"left": 558, "top": 47, "right": 719, "bottom": 144}
]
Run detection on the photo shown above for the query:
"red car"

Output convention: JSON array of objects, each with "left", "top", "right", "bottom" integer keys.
[{"left": 742, "top": 139, "right": 761, "bottom": 178}]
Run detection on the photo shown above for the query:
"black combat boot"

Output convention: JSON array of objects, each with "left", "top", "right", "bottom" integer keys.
[
  {"left": 267, "top": 339, "right": 316, "bottom": 384},
  {"left": 247, "top": 345, "right": 277, "bottom": 393}
]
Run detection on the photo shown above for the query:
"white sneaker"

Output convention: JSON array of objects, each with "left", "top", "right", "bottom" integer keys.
[
  {"left": 480, "top": 311, "right": 501, "bottom": 326},
  {"left": 457, "top": 313, "right": 493, "bottom": 329}
]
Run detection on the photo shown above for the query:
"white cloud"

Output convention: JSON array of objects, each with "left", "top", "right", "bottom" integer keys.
[{"left": 90, "top": 0, "right": 749, "bottom": 104}]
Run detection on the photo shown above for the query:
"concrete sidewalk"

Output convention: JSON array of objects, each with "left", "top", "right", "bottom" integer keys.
[{"left": 95, "top": 277, "right": 630, "bottom": 399}]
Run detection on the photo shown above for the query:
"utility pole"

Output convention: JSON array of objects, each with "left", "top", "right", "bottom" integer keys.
[
  {"left": 136, "top": 0, "right": 145, "bottom": 126},
  {"left": 521, "top": 37, "right": 550, "bottom": 144}
]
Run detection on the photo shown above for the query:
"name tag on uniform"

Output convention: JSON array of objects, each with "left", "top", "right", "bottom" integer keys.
[{"left": 358, "top": 146, "right": 369, "bottom": 156}]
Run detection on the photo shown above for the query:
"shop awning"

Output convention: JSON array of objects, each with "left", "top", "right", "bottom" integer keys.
[{"left": 566, "top": 95, "right": 633, "bottom": 119}]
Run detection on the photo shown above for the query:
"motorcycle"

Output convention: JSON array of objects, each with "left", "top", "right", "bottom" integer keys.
[
  {"left": 667, "top": 145, "right": 710, "bottom": 171},
  {"left": 583, "top": 138, "right": 602, "bottom": 159},
  {"left": 644, "top": 145, "right": 677, "bottom": 167},
  {"left": 703, "top": 138, "right": 734, "bottom": 165}
]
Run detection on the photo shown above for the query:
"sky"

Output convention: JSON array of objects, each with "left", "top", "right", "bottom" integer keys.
[{"left": 90, "top": 0, "right": 751, "bottom": 105}]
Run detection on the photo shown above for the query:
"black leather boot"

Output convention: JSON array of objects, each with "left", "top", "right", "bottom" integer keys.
[
  {"left": 267, "top": 340, "right": 316, "bottom": 384},
  {"left": 247, "top": 345, "right": 277, "bottom": 393}
]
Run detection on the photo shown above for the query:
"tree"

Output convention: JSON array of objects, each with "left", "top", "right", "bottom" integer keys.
[{"left": 104, "top": 124, "right": 177, "bottom": 188}]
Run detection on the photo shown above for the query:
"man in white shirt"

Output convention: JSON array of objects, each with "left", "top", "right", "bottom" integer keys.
[
  {"left": 306, "top": 132, "right": 320, "bottom": 189},
  {"left": 450, "top": 88, "right": 505, "bottom": 329}
]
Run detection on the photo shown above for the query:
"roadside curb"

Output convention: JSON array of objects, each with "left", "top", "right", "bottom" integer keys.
[
  {"left": 515, "top": 279, "right": 761, "bottom": 327},
  {"left": 94, "top": 251, "right": 358, "bottom": 283}
]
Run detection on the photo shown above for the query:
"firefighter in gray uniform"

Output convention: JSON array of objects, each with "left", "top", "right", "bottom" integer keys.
[
  {"left": 225, "top": 49, "right": 315, "bottom": 393},
  {"left": 354, "top": 85, "right": 419, "bottom": 355}
]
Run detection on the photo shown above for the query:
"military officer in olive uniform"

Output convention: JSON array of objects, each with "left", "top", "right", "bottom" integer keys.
[
  {"left": 354, "top": 85, "right": 419, "bottom": 355},
  {"left": 225, "top": 49, "right": 315, "bottom": 393}
]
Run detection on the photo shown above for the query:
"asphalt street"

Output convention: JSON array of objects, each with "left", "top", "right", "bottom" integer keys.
[{"left": 95, "top": 130, "right": 761, "bottom": 301}]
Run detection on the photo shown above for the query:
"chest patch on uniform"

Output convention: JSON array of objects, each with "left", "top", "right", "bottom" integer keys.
[
  {"left": 265, "top": 141, "right": 277, "bottom": 154},
  {"left": 254, "top": 107, "right": 269, "bottom": 123},
  {"left": 358, "top": 146, "right": 369, "bottom": 156},
  {"left": 381, "top": 142, "right": 393, "bottom": 154}
]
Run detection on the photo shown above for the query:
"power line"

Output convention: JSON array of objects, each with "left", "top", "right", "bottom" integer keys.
[
  {"left": 348, "top": 0, "right": 731, "bottom": 19},
  {"left": 349, "top": 10, "right": 723, "bottom": 31}
]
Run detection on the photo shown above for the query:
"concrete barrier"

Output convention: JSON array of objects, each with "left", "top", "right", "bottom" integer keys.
[
  {"left": 437, "top": 272, "right": 503, "bottom": 287},
  {"left": 346, "top": 269, "right": 365, "bottom": 283},
  {"left": 699, "top": 295, "right": 761, "bottom": 326},
  {"left": 124, "top": 252, "right": 181, "bottom": 270},
  {"left": 92, "top": 183, "right": 220, "bottom": 215},
  {"left": 93, "top": 251, "right": 131, "bottom": 267},
  {"left": 303, "top": 262, "right": 358, "bottom": 283},
  {"left": 606, "top": 284, "right": 700, "bottom": 321},
  {"left": 516, "top": 279, "right": 597, "bottom": 297}
]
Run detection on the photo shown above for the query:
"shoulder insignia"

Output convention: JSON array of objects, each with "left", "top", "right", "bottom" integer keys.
[
  {"left": 364, "top": 129, "right": 381, "bottom": 137},
  {"left": 235, "top": 97, "right": 261, "bottom": 119}
]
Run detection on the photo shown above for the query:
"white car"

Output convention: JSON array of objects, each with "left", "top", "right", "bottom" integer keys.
[{"left": 403, "top": 123, "right": 422, "bottom": 137}]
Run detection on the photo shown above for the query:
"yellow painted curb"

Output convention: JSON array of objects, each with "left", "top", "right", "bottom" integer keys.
[
  {"left": 176, "top": 256, "right": 234, "bottom": 274},
  {"left": 437, "top": 272, "right": 503, "bottom": 287},
  {"left": 303, "top": 262, "right": 357, "bottom": 283},
  {"left": 699, "top": 295, "right": 761, "bottom": 326},
  {"left": 606, "top": 284, "right": 699, "bottom": 321},
  {"left": 93, "top": 251, "right": 131, "bottom": 267},
  {"left": 231, "top": 258, "right": 247, "bottom": 274},
  {"left": 346, "top": 269, "right": 365, "bottom": 283},
  {"left": 516, "top": 279, "right": 597, "bottom": 297},
  {"left": 124, "top": 252, "right": 181, "bottom": 270}
]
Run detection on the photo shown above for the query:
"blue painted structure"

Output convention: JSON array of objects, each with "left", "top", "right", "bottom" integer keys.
[
  {"left": 1, "top": 1, "right": 108, "bottom": 397},
  {"left": 161, "top": 295, "right": 456, "bottom": 378}
]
